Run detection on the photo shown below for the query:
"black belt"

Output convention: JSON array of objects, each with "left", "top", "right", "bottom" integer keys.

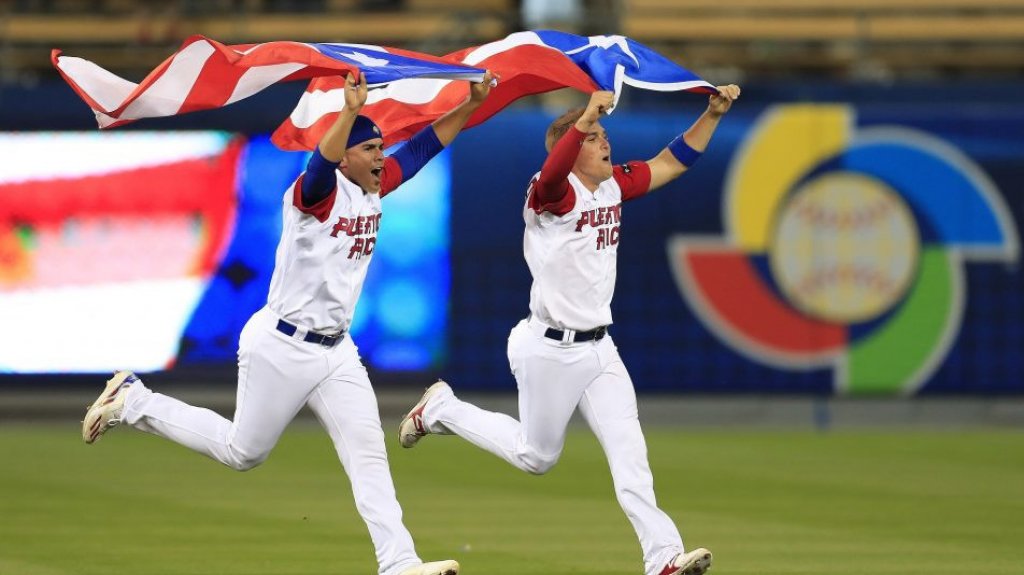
[
  {"left": 544, "top": 325, "right": 608, "bottom": 343},
  {"left": 276, "top": 319, "right": 344, "bottom": 348}
]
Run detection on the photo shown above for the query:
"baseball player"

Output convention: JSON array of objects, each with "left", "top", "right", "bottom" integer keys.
[
  {"left": 81, "top": 69, "right": 494, "bottom": 575},
  {"left": 399, "top": 85, "right": 741, "bottom": 575}
]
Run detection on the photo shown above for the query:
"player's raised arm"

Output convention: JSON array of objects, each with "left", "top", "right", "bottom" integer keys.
[
  {"left": 431, "top": 70, "right": 494, "bottom": 146},
  {"left": 379, "top": 71, "right": 493, "bottom": 195},
  {"left": 645, "top": 84, "right": 741, "bottom": 192},
  {"left": 529, "top": 91, "right": 615, "bottom": 214},
  {"left": 299, "top": 71, "right": 368, "bottom": 208},
  {"left": 319, "top": 71, "right": 368, "bottom": 162}
]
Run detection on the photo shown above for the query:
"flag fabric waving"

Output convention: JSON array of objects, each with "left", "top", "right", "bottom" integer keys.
[
  {"left": 52, "top": 35, "right": 486, "bottom": 129},
  {"left": 272, "top": 30, "right": 717, "bottom": 151},
  {"left": 532, "top": 30, "right": 718, "bottom": 97},
  {"left": 53, "top": 31, "right": 715, "bottom": 149}
]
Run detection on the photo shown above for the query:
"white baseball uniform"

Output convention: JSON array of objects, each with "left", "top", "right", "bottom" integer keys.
[
  {"left": 420, "top": 158, "right": 688, "bottom": 575},
  {"left": 119, "top": 163, "right": 424, "bottom": 575}
]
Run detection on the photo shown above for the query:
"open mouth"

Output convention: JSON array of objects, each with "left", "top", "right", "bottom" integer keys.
[
  {"left": 602, "top": 155, "right": 610, "bottom": 163},
  {"left": 370, "top": 167, "right": 382, "bottom": 179}
]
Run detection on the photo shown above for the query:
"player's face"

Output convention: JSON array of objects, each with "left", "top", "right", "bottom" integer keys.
[
  {"left": 340, "top": 138, "right": 386, "bottom": 194},
  {"left": 573, "top": 123, "right": 613, "bottom": 186}
]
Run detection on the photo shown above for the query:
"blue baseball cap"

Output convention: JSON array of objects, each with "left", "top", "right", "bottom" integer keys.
[{"left": 347, "top": 115, "right": 383, "bottom": 148}]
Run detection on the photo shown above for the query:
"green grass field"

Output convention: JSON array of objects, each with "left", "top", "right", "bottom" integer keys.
[{"left": 1, "top": 422, "right": 1022, "bottom": 574}]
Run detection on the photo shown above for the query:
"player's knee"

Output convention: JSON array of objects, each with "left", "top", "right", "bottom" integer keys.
[
  {"left": 228, "top": 448, "right": 268, "bottom": 471},
  {"left": 519, "top": 449, "right": 560, "bottom": 475},
  {"left": 232, "top": 456, "right": 262, "bottom": 471}
]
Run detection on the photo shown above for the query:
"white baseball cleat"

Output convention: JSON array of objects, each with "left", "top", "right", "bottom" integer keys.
[
  {"left": 397, "top": 559, "right": 459, "bottom": 575},
  {"left": 82, "top": 370, "right": 138, "bottom": 444},
  {"left": 659, "top": 548, "right": 713, "bottom": 575},
  {"left": 398, "top": 380, "right": 450, "bottom": 448}
]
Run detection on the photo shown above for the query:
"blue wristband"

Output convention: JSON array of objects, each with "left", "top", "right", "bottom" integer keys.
[{"left": 668, "top": 135, "right": 702, "bottom": 167}]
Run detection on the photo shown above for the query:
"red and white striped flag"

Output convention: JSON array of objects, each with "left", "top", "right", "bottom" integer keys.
[
  {"left": 272, "top": 31, "right": 717, "bottom": 151},
  {"left": 52, "top": 35, "right": 485, "bottom": 129}
]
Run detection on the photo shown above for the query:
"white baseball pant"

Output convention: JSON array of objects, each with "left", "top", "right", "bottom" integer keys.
[
  {"left": 421, "top": 317, "right": 686, "bottom": 575},
  {"left": 120, "top": 306, "right": 422, "bottom": 575}
]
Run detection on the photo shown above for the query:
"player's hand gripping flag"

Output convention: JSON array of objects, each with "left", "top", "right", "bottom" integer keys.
[
  {"left": 273, "top": 30, "right": 718, "bottom": 150},
  {"left": 52, "top": 35, "right": 486, "bottom": 129}
]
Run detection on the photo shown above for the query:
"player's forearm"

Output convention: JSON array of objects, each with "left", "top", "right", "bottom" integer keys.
[
  {"left": 646, "top": 111, "right": 717, "bottom": 190},
  {"left": 431, "top": 98, "right": 482, "bottom": 147},
  {"left": 656, "top": 86, "right": 736, "bottom": 179},
  {"left": 681, "top": 108, "right": 723, "bottom": 153},
  {"left": 319, "top": 108, "right": 360, "bottom": 162},
  {"left": 535, "top": 126, "right": 585, "bottom": 201}
]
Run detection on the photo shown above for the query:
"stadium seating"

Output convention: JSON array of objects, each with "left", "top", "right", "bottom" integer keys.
[
  {"left": 2, "top": 0, "right": 513, "bottom": 75},
  {"left": 3, "top": 0, "right": 1022, "bottom": 77},
  {"left": 623, "top": 0, "right": 1024, "bottom": 76}
]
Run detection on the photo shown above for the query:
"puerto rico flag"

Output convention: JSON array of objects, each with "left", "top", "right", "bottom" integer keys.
[
  {"left": 52, "top": 35, "right": 486, "bottom": 129},
  {"left": 273, "top": 30, "right": 718, "bottom": 151}
]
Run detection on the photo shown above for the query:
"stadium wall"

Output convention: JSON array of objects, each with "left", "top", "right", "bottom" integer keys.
[{"left": 1, "top": 79, "right": 1021, "bottom": 395}]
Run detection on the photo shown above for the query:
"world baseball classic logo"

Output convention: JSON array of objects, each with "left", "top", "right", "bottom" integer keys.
[{"left": 668, "top": 105, "right": 1019, "bottom": 395}]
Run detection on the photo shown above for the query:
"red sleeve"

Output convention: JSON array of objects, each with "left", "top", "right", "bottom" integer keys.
[
  {"left": 527, "top": 177, "right": 575, "bottom": 216},
  {"left": 613, "top": 161, "right": 652, "bottom": 202},
  {"left": 291, "top": 174, "right": 336, "bottom": 223},
  {"left": 529, "top": 126, "right": 585, "bottom": 215},
  {"left": 379, "top": 156, "right": 403, "bottom": 198}
]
